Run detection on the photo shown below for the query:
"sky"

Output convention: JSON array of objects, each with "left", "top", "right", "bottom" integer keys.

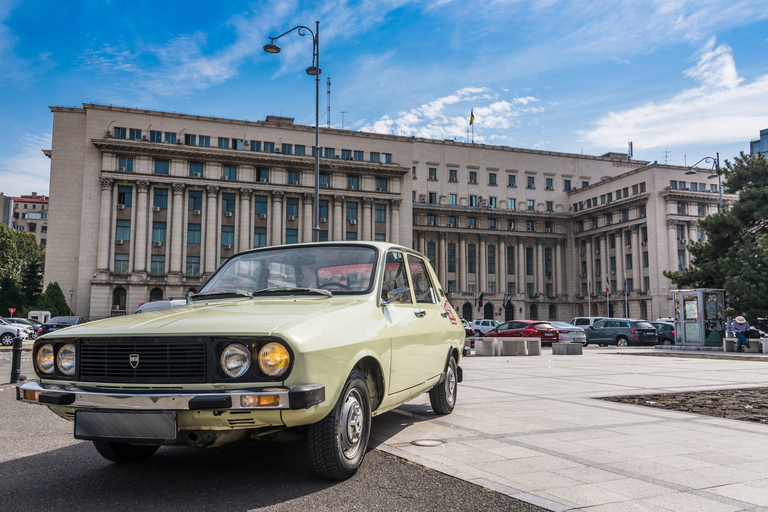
[{"left": 1, "top": 0, "right": 767, "bottom": 197}]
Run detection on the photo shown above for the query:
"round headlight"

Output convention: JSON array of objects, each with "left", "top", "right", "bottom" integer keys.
[
  {"left": 36, "top": 343, "right": 54, "bottom": 374},
  {"left": 57, "top": 343, "right": 76, "bottom": 376},
  {"left": 220, "top": 343, "right": 251, "bottom": 378},
  {"left": 258, "top": 342, "right": 290, "bottom": 378}
]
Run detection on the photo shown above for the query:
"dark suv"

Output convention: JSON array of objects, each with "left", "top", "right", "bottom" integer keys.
[
  {"left": 651, "top": 322, "right": 675, "bottom": 345},
  {"left": 584, "top": 318, "right": 658, "bottom": 346}
]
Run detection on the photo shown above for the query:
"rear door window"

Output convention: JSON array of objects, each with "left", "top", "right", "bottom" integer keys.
[{"left": 406, "top": 255, "right": 436, "bottom": 304}]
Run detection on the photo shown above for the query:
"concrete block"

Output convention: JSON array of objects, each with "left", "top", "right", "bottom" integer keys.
[
  {"left": 474, "top": 337, "right": 496, "bottom": 356},
  {"left": 552, "top": 342, "right": 582, "bottom": 355},
  {"left": 499, "top": 338, "right": 527, "bottom": 356}
]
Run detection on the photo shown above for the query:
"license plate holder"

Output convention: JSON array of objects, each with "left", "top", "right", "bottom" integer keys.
[{"left": 75, "top": 411, "right": 177, "bottom": 442}]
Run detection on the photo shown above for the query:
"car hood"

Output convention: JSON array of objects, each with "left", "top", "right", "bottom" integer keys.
[{"left": 41, "top": 297, "right": 365, "bottom": 339}]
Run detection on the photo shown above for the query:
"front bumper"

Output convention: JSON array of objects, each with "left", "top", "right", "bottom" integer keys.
[{"left": 16, "top": 381, "right": 325, "bottom": 411}]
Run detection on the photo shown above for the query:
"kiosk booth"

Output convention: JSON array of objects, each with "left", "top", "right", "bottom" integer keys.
[{"left": 669, "top": 289, "right": 726, "bottom": 348}]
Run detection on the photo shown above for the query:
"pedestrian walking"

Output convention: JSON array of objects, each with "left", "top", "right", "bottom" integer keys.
[{"left": 733, "top": 315, "right": 751, "bottom": 352}]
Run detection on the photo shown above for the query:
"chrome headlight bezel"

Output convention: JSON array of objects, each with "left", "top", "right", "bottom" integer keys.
[
  {"left": 36, "top": 343, "right": 55, "bottom": 374},
  {"left": 220, "top": 343, "right": 251, "bottom": 378},
  {"left": 56, "top": 343, "right": 77, "bottom": 376},
  {"left": 258, "top": 342, "right": 291, "bottom": 378}
]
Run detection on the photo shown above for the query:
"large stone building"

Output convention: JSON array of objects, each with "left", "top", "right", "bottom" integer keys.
[
  {"left": 10, "top": 192, "right": 49, "bottom": 245},
  {"left": 44, "top": 103, "right": 734, "bottom": 320}
]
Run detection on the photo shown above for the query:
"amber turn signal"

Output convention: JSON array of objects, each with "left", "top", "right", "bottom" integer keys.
[{"left": 241, "top": 394, "right": 281, "bottom": 408}]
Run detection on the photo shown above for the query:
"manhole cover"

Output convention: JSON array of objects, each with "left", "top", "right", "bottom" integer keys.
[{"left": 410, "top": 439, "right": 446, "bottom": 447}]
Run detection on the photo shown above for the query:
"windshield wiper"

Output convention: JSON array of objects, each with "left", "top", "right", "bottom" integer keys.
[
  {"left": 189, "top": 290, "right": 253, "bottom": 302},
  {"left": 251, "top": 287, "right": 332, "bottom": 297}
]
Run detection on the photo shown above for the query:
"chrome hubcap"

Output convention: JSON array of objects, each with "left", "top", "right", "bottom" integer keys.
[
  {"left": 339, "top": 389, "right": 364, "bottom": 460},
  {"left": 446, "top": 366, "right": 456, "bottom": 406},
  {"left": 618, "top": 339, "right": 627, "bottom": 347}
]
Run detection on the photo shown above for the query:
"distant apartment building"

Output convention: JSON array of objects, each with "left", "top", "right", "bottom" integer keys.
[
  {"left": 0, "top": 193, "right": 12, "bottom": 228},
  {"left": 11, "top": 192, "right": 49, "bottom": 245},
  {"left": 44, "top": 103, "right": 736, "bottom": 321},
  {"left": 751, "top": 128, "right": 768, "bottom": 156}
]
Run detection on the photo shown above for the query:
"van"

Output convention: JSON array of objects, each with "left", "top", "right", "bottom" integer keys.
[{"left": 570, "top": 317, "right": 605, "bottom": 327}]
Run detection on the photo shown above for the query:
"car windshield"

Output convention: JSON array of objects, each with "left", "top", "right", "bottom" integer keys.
[
  {"left": 201, "top": 244, "right": 378, "bottom": 296},
  {"left": 532, "top": 323, "right": 556, "bottom": 330},
  {"left": 551, "top": 321, "right": 575, "bottom": 329},
  {"left": 634, "top": 321, "right": 655, "bottom": 329},
  {"left": 48, "top": 317, "right": 77, "bottom": 325}
]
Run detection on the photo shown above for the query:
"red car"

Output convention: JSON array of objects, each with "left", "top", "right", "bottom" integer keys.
[{"left": 485, "top": 320, "right": 560, "bottom": 344}]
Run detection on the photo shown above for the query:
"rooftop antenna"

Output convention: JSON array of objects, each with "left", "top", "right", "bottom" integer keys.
[
  {"left": 663, "top": 144, "right": 671, "bottom": 165},
  {"left": 340, "top": 111, "right": 347, "bottom": 130},
  {"left": 326, "top": 77, "right": 331, "bottom": 129},
  {"left": 627, "top": 141, "right": 633, "bottom": 160}
]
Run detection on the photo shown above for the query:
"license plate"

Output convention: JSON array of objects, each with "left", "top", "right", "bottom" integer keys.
[
  {"left": 75, "top": 411, "right": 177, "bottom": 442},
  {"left": 543, "top": 333, "right": 553, "bottom": 336}
]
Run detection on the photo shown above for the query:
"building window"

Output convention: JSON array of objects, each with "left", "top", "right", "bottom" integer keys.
[
  {"left": 376, "top": 178, "right": 388, "bottom": 192},
  {"left": 286, "top": 198, "right": 299, "bottom": 218},
  {"left": 546, "top": 201, "right": 553, "bottom": 213},
  {"left": 488, "top": 246, "right": 496, "bottom": 274},
  {"left": 507, "top": 198, "right": 516, "bottom": 211},
  {"left": 186, "top": 257, "right": 200, "bottom": 276},
  {"left": 625, "top": 230, "right": 632, "bottom": 247},
  {"left": 449, "top": 169, "right": 457, "bottom": 182},
  {"left": 287, "top": 170, "right": 300, "bottom": 185},
  {"left": 324, "top": 147, "right": 336, "bottom": 159},
  {"left": 152, "top": 222, "right": 167, "bottom": 243},
  {"left": 153, "top": 188, "right": 168, "bottom": 210},
  {"left": 189, "top": 162, "right": 204, "bottom": 177},
  {"left": 250, "top": 140, "right": 261, "bottom": 152},
  {"left": 188, "top": 190, "right": 203, "bottom": 211},
  {"left": 185, "top": 134, "right": 197, "bottom": 146},
  {"left": 508, "top": 175, "right": 517, "bottom": 187},
  {"left": 114, "top": 254, "right": 129, "bottom": 274},
  {"left": 581, "top": 181, "right": 589, "bottom": 188},
  {"left": 150, "top": 255, "right": 165, "bottom": 276},
  {"left": 221, "top": 226, "right": 235, "bottom": 246},
  {"left": 545, "top": 178, "right": 553, "bottom": 190},
  {"left": 319, "top": 173, "right": 330, "bottom": 188},
  {"left": 161, "top": 132, "right": 175, "bottom": 144},
  {"left": 347, "top": 175, "right": 359, "bottom": 190},
  {"left": 428, "top": 192, "right": 437, "bottom": 204},
  {"left": 448, "top": 243, "right": 456, "bottom": 273},
  {"left": 382, "top": 153, "right": 392, "bottom": 164},
  {"left": 295, "top": 145, "right": 305, "bottom": 156},
  {"left": 254, "top": 195, "right": 268, "bottom": 216},
  {"left": 341, "top": 149, "right": 352, "bottom": 160},
  {"left": 448, "top": 215, "right": 456, "bottom": 227},
  {"left": 256, "top": 168, "right": 269, "bottom": 182},
  {"left": 467, "top": 217, "right": 476, "bottom": 229},
  {"left": 222, "top": 193, "right": 236, "bottom": 213},
  {"left": 428, "top": 167, "right": 437, "bottom": 180},
  {"left": 187, "top": 223, "right": 201, "bottom": 244},
  {"left": 375, "top": 204, "right": 386, "bottom": 223},
  {"left": 369, "top": 151, "right": 380, "bottom": 163},
  {"left": 506, "top": 246, "right": 515, "bottom": 274},
  {"left": 489, "top": 173, "right": 497, "bottom": 185},
  {"left": 149, "top": 130, "right": 162, "bottom": 142},
  {"left": 467, "top": 244, "right": 476, "bottom": 273},
  {"left": 218, "top": 137, "right": 230, "bottom": 149},
  {"left": 507, "top": 219, "right": 515, "bottom": 231},
  {"left": 152, "top": 159, "right": 169, "bottom": 175},
  {"left": 698, "top": 203, "right": 706, "bottom": 216},
  {"left": 253, "top": 227, "right": 267, "bottom": 248},
  {"left": 286, "top": 228, "right": 298, "bottom": 244},
  {"left": 353, "top": 150, "right": 363, "bottom": 162},
  {"left": 346, "top": 201, "right": 358, "bottom": 221},
  {"left": 449, "top": 194, "right": 457, "bottom": 205},
  {"left": 198, "top": 135, "right": 210, "bottom": 147},
  {"left": 526, "top": 247, "right": 534, "bottom": 275},
  {"left": 113, "top": 127, "right": 126, "bottom": 139},
  {"left": 610, "top": 256, "right": 616, "bottom": 273},
  {"left": 469, "top": 171, "right": 477, "bottom": 184},
  {"left": 625, "top": 253, "right": 633, "bottom": 270},
  {"left": 527, "top": 176, "right": 535, "bottom": 189},
  {"left": 427, "top": 242, "right": 436, "bottom": 268},
  {"left": 118, "top": 186, "right": 132, "bottom": 207},
  {"left": 346, "top": 232, "right": 358, "bottom": 241},
  {"left": 281, "top": 143, "right": 292, "bottom": 155},
  {"left": 118, "top": 156, "right": 134, "bottom": 172},
  {"left": 223, "top": 165, "right": 237, "bottom": 180},
  {"left": 426, "top": 214, "right": 436, "bottom": 226},
  {"left": 263, "top": 142, "right": 275, "bottom": 153},
  {"left": 488, "top": 218, "right": 496, "bottom": 229},
  {"left": 527, "top": 200, "right": 534, "bottom": 211},
  {"left": 116, "top": 219, "right": 131, "bottom": 241},
  {"left": 526, "top": 283, "right": 535, "bottom": 298},
  {"left": 131, "top": 128, "right": 142, "bottom": 141}
]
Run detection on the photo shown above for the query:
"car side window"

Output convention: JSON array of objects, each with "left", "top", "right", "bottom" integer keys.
[
  {"left": 619, "top": 321, "right": 630, "bottom": 328},
  {"left": 406, "top": 255, "right": 436, "bottom": 304},
  {"left": 498, "top": 323, "right": 510, "bottom": 330},
  {"left": 593, "top": 321, "right": 606, "bottom": 329},
  {"left": 381, "top": 251, "right": 410, "bottom": 304}
]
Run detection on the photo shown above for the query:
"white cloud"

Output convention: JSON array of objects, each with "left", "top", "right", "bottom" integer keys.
[
  {"left": 579, "top": 40, "right": 768, "bottom": 150},
  {"left": 0, "top": 132, "right": 51, "bottom": 196}
]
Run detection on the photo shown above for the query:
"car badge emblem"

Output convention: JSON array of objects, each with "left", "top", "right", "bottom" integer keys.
[{"left": 129, "top": 354, "right": 139, "bottom": 369}]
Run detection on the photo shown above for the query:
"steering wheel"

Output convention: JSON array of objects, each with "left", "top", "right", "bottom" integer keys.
[{"left": 320, "top": 282, "right": 349, "bottom": 290}]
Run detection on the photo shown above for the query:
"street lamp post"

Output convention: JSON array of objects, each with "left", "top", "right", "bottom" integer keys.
[
  {"left": 264, "top": 21, "right": 321, "bottom": 242},
  {"left": 686, "top": 152, "right": 722, "bottom": 213},
  {"left": 69, "top": 288, "right": 75, "bottom": 316}
]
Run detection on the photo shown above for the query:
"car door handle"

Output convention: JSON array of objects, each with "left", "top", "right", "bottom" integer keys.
[
  {"left": 414, "top": 310, "right": 427, "bottom": 317},
  {"left": 440, "top": 311, "right": 450, "bottom": 317}
]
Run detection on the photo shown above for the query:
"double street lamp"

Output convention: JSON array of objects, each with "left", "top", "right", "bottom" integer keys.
[
  {"left": 264, "top": 22, "right": 321, "bottom": 242},
  {"left": 686, "top": 152, "right": 722, "bottom": 213}
]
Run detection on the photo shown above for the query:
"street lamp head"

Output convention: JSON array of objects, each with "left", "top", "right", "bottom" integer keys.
[
  {"left": 263, "top": 42, "right": 281, "bottom": 54},
  {"left": 305, "top": 66, "right": 321, "bottom": 76},
  {"left": 685, "top": 169, "right": 697, "bottom": 175},
  {"left": 707, "top": 173, "right": 719, "bottom": 180}
]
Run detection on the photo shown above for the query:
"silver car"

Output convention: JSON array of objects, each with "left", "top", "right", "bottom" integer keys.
[{"left": 551, "top": 321, "right": 587, "bottom": 344}]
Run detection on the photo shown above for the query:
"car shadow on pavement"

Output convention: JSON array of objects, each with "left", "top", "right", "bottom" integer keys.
[{"left": 369, "top": 403, "right": 439, "bottom": 450}]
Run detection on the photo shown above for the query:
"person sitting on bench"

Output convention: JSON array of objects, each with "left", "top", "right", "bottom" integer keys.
[{"left": 733, "top": 315, "right": 751, "bottom": 352}]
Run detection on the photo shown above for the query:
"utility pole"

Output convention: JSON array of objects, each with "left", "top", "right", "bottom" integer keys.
[{"left": 326, "top": 77, "right": 331, "bottom": 129}]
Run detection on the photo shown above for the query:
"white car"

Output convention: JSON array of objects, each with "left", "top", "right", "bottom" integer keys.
[
  {"left": 470, "top": 319, "right": 500, "bottom": 334},
  {"left": 550, "top": 321, "right": 587, "bottom": 344},
  {"left": 0, "top": 322, "right": 30, "bottom": 346}
]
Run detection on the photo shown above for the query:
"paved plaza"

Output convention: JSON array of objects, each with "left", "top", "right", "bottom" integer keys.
[{"left": 372, "top": 348, "right": 768, "bottom": 511}]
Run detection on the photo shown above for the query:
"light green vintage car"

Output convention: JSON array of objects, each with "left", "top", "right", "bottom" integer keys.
[{"left": 17, "top": 242, "right": 466, "bottom": 479}]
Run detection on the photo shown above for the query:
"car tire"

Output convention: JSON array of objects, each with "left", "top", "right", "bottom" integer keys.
[
  {"left": 92, "top": 441, "right": 160, "bottom": 463},
  {"left": 308, "top": 370, "right": 371, "bottom": 480},
  {"left": 616, "top": 337, "right": 629, "bottom": 347},
  {"left": 663, "top": 338, "right": 672, "bottom": 345},
  {"left": 0, "top": 333, "right": 13, "bottom": 346},
  {"left": 429, "top": 355, "right": 457, "bottom": 415}
]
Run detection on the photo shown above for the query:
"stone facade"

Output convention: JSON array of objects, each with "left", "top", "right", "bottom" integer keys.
[{"left": 44, "top": 104, "right": 735, "bottom": 321}]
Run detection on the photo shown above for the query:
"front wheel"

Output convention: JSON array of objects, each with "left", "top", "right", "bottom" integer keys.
[
  {"left": 308, "top": 370, "right": 371, "bottom": 480},
  {"left": 617, "top": 337, "right": 629, "bottom": 347},
  {"left": 429, "top": 355, "right": 457, "bottom": 415},
  {"left": 0, "top": 333, "right": 13, "bottom": 346},
  {"left": 92, "top": 441, "right": 159, "bottom": 463}
]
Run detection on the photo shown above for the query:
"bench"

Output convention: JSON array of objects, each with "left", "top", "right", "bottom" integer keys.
[
  {"left": 723, "top": 337, "right": 768, "bottom": 353},
  {"left": 552, "top": 342, "right": 583, "bottom": 355},
  {"left": 472, "top": 337, "right": 541, "bottom": 356}
]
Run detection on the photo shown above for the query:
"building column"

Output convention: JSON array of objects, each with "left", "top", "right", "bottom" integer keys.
[
  {"left": 333, "top": 195, "right": 344, "bottom": 241},
  {"left": 631, "top": 226, "right": 641, "bottom": 293},
  {"left": 667, "top": 220, "right": 678, "bottom": 273},
  {"left": 499, "top": 236, "right": 507, "bottom": 295},
  {"left": 458, "top": 233, "right": 466, "bottom": 292},
  {"left": 600, "top": 235, "right": 608, "bottom": 295},
  {"left": 418, "top": 231, "right": 426, "bottom": 255},
  {"left": 536, "top": 239, "right": 544, "bottom": 295},
  {"left": 390, "top": 200, "right": 401, "bottom": 245},
  {"left": 438, "top": 232, "right": 447, "bottom": 287},
  {"left": 238, "top": 188, "right": 252, "bottom": 252},
  {"left": 271, "top": 190, "right": 284, "bottom": 246},
  {"left": 584, "top": 238, "right": 593, "bottom": 292},
  {"left": 616, "top": 230, "right": 625, "bottom": 301},
  {"left": 133, "top": 180, "right": 150, "bottom": 273},
  {"left": 555, "top": 239, "right": 563, "bottom": 296},
  {"left": 97, "top": 178, "right": 114, "bottom": 271},
  {"left": 362, "top": 197, "right": 373, "bottom": 241},
  {"left": 204, "top": 186, "right": 219, "bottom": 274},
  {"left": 302, "top": 193, "right": 313, "bottom": 242},
  {"left": 478, "top": 234, "right": 487, "bottom": 293},
  {"left": 687, "top": 221, "right": 698, "bottom": 267},
  {"left": 517, "top": 238, "right": 526, "bottom": 295},
  {"left": 170, "top": 182, "right": 185, "bottom": 274}
]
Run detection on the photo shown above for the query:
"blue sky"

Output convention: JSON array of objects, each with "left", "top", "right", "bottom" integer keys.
[{"left": 1, "top": 0, "right": 767, "bottom": 197}]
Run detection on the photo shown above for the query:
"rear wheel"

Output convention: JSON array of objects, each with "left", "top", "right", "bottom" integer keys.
[
  {"left": 93, "top": 441, "right": 159, "bottom": 463},
  {"left": 430, "top": 355, "right": 457, "bottom": 415},
  {"left": 0, "top": 333, "right": 14, "bottom": 346},
  {"left": 617, "top": 336, "right": 629, "bottom": 347},
  {"left": 308, "top": 370, "right": 371, "bottom": 480}
]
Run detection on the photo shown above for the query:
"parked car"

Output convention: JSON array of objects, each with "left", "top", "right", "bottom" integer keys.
[
  {"left": 470, "top": 319, "right": 500, "bottom": 334},
  {"left": 135, "top": 299, "right": 187, "bottom": 314},
  {"left": 570, "top": 317, "right": 604, "bottom": 327},
  {"left": 549, "top": 321, "right": 587, "bottom": 345},
  {"left": 584, "top": 318, "right": 658, "bottom": 346},
  {"left": 651, "top": 321, "right": 675, "bottom": 345},
  {"left": 17, "top": 242, "right": 466, "bottom": 480},
  {"left": 1, "top": 318, "right": 36, "bottom": 339},
  {"left": 1, "top": 322, "right": 30, "bottom": 346},
  {"left": 38, "top": 316, "right": 90, "bottom": 336},
  {"left": 485, "top": 320, "right": 560, "bottom": 344}
]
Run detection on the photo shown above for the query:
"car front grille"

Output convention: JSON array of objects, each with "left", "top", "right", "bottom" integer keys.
[{"left": 79, "top": 338, "right": 207, "bottom": 383}]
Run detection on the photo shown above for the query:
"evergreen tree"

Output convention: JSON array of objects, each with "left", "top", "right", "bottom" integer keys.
[
  {"left": 36, "top": 282, "right": 71, "bottom": 317},
  {"left": 20, "top": 258, "right": 43, "bottom": 313},
  {"left": 0, "top": 274, "right": 23, "bottom": 316}
]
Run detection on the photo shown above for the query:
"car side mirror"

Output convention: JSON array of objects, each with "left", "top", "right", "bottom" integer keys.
[{"left": 383, "top": 287, "right": 411, "bottom": 305}]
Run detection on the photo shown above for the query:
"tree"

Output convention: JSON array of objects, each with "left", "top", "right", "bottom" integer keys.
[
  {"left": 20, "top": 258, "right": 43, "bottom": 314},
  {"left": 36, "top": 282, "right": 71, "bottom": 317},
  {"left": 665, "top": 152, "right": 768, "bottom": 322},
  {"left": 0, "top": 274, "right": 23, "bottom": 316},
  {"left": 0, "top": 224, "right": 20, "bottom": 277}
]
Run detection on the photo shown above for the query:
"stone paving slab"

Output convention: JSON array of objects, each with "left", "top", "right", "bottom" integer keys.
[{"left": 372, "top": 347, "right": 768, "bottom": 511}]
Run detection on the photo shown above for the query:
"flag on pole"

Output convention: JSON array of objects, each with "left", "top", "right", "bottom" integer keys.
[
  {"left": 606, "top": 275, "right": 610, "bottom": 293},
  {"left": 477, "top": 292, "right": 484, "bottom": 310},
  {"left": 469, "top": 109, "right": 475, "bottom": 126},
  {"left": 588, "top": 278, "right": 592, "bottom": 294},
  {"left": 623, "top": 272, "right": 628, "bottom": 294}
]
